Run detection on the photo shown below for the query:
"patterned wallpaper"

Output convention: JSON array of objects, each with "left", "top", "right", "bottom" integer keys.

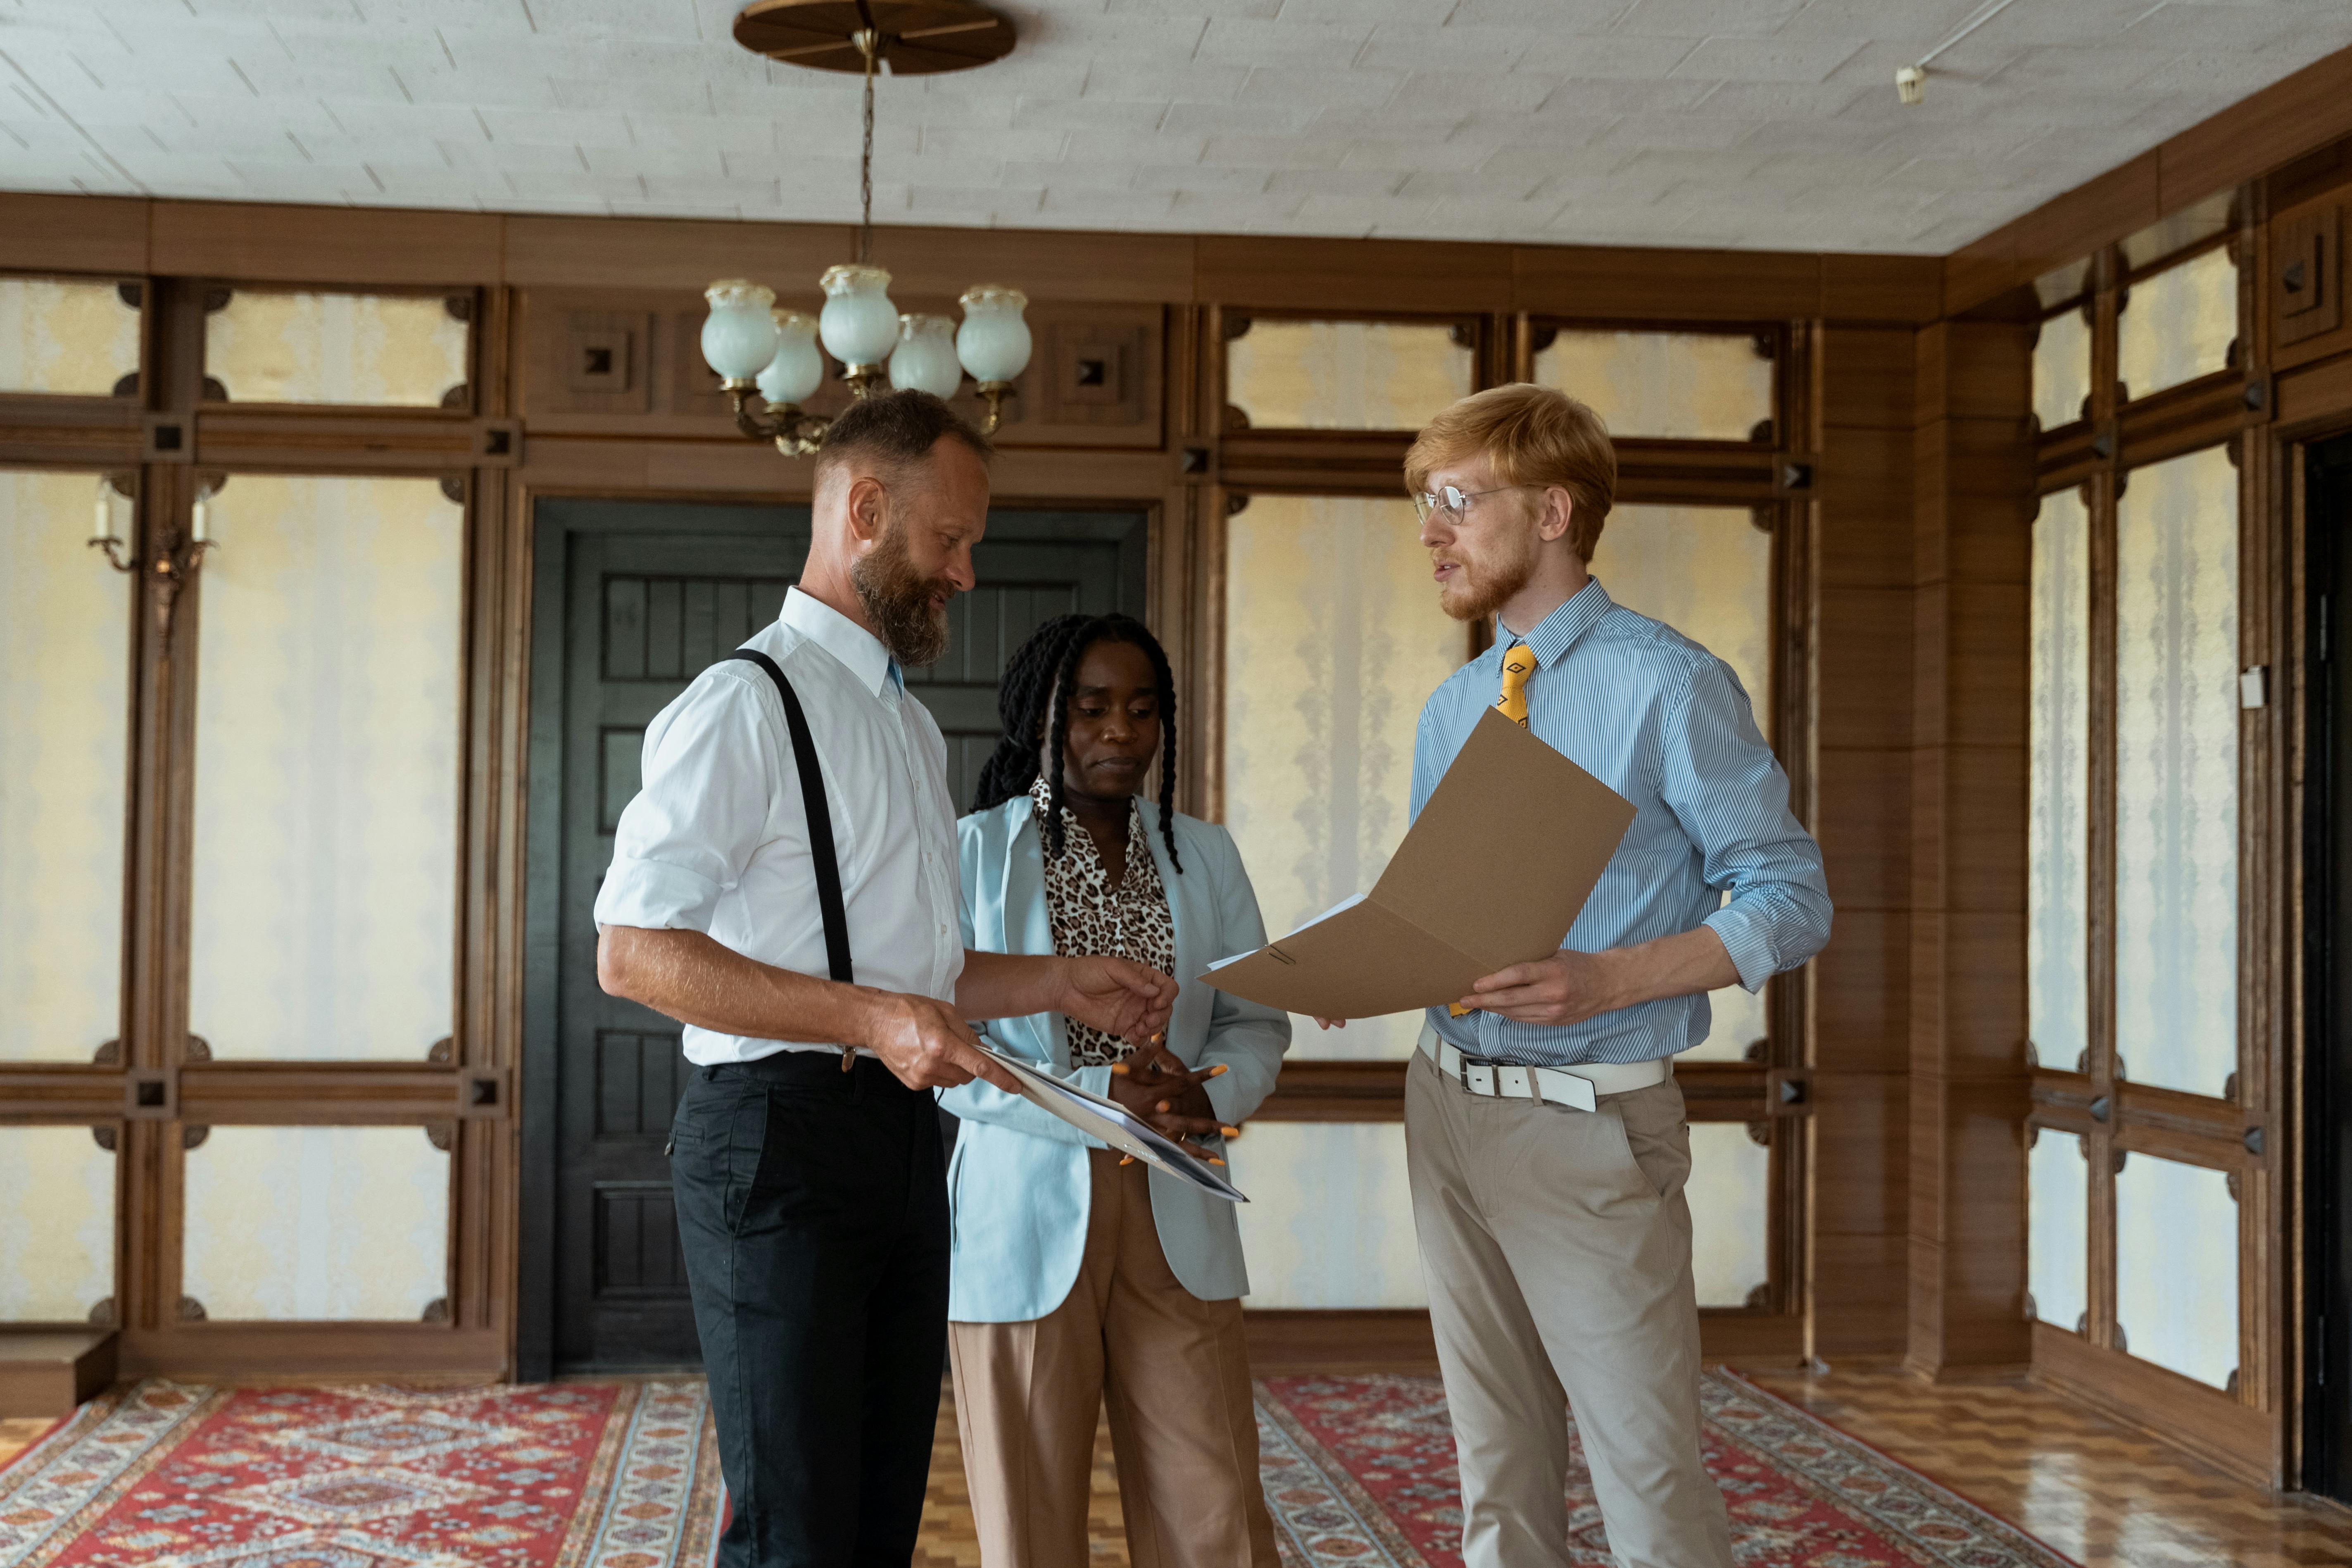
[
  {"left": 2028, "top": 1129, "right": 2089, "bottom": 1336},
  {"left": 204, "top": 290, "right": 469, "bottom": 407},
  {"left": 1223, "top": 493, "right": 1463, "bottom": 1065},
  {"left": 1226, "top": 321, "right": 1472, "bottom": 431},
  {"left": 2033, "top": 307, "right": 2092, "bottom": 433},
  {"left": 0, "top": 471, "right": 132, "bottom": 1062},
  {"left": 1236, "top": 1118, "right": 1770, "bottom": 1310},
  {"left": 0, "top": 277, "right": 138, "bottom": 397},
  {"left": 0, "top": 1126, "right": 114, "bottom": 1323},
  {"left": 1235, "top": 1123, "right": 1425, "bottom": 1310},
  {"left": 182, "top": 1125, "right": 448, "bottom": 1321},
  {"left": 2114, "top": 1151, "right": 2237, "bottom": 1390},
  {"left": 188, "top": 475, "right": 463, "bottom": 1061},
  {"left": 2113, "top": 445, "right": 2238, "bottom": 1100},
  {"left": 2118, "top": 246, "right": 2238, "bottom": 404},
  {"left": 1533, "top": 331, "right": 1772, "bottom": 442},
  {"left": 2028, "top": 487, "right": 2092, "bottom": 1076}
]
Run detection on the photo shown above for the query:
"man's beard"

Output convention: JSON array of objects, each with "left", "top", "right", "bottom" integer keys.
[
  {"left": 851, "top": 521, "right": 953, "bottom": 667},
  {"left": 1434, "top": 528, "right": 1538, "bottom": 624}
]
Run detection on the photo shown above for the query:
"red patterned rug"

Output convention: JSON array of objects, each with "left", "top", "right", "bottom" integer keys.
[
  {"left": 1253, "top": 1369, "right": 2078, "bottom": 1568},
  {"left": 0, "top": 1380, "right": 721, "bottom": 1568}
]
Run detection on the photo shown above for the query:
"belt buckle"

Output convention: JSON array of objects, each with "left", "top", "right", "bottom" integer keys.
[{"left": 1455, "top": 1052, "right": 1473, "bottom": 1094}]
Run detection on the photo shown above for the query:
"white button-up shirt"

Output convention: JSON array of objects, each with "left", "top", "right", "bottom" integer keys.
[{"left": 593, "top": 588, "right": 965, "bottom": 1065}]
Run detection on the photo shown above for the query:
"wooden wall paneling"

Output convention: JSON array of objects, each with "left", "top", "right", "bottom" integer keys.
[
  {"left": 2161, "top": 46, "right": 2352, "bottom": 234},
  {"left": 2238, "top": 285, "right": 2286, "bottom": 1464},
  {"left": 1773, "top": 326, "right": 1819, "bottom": 1332},
  {"left": 501, "top": 214, "right": 848, "bottom": 291},
  {"left": 1819, "top": 255, "right": 1944, "bottom": 326},
  {"left": 2085, "top": 459, "right": 2121, "bottom": 1358},
  {"left": 1812, "top": 323, "right": 1915, "bottom": 1356},
  {"left": 871, "top": 225, "right": 1196, "bottom": 308},
  {"left": 115, "top": 1323, "right": 504, "bottom": 1380},
  {"left": 1945, "top": 44, "right": 2352, "bottom": 318},
  {"left": 2031, "top": 1319, "right": 2272, "bottom": 1488},
  {"left": 1159, "top": 303, "right": 1212, "bottom": 820},
  {"left": 1198, "top": 236, "right": 1511, "bottom": 314},
  {"left": 1512, "top": 245, "right": 1822, "bottom": 322},
  {"left": 1254, "top": 1061, "right": 1773, "bottom": 1123},
  {"left": 1907, "top": 319, "right": 2034, "bottom": 1379},
  {"left": 149, "top": 202, "right": 503, "bottom": 288},
  {"left": 0, "top": 195, "right": 151, "bottom": 276}
]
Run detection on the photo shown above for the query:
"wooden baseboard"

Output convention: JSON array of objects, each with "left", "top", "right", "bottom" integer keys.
[
  {"left": 0, "top": 1331, "right": 116, "bottom": 1417},
  {"left": 116, "top": 1325, "right": 505, "bottom": 1382},
  {"left": 2030, "top": 1321, "right": 2275, "bottom": 1487},
  {"left": 1241, "top": 1309, "right": 1807, "bottom": 1377},
  {"left": 1245, "top": 1310, "right": 1439, "bottom": 1375}
]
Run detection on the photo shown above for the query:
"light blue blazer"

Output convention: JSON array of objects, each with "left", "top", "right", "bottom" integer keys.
[{"left": 941, "top": 795, "right": 1291, "bottom": 1323}]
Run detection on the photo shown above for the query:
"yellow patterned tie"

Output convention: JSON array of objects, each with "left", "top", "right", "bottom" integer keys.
[
  {"left": 1496, "top": 641, "right": 1534, "bottom": 727},
  {"left": 1452, "top": 642, "right": 1535, "bottom": 1017}
]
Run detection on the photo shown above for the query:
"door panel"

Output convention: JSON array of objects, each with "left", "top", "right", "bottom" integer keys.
[{"left": 522, "top": 500, "right": 1147, "bottom": 1375}]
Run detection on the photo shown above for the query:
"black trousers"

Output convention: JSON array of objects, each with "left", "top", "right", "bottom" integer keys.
[{"left": 670, "top": 1052, "right": 949, "bottom": 1568}]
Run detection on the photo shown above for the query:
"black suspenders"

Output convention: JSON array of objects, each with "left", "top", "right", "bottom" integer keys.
[{"left": 723, "top": 650, "right": 859, "bottom": 1070}]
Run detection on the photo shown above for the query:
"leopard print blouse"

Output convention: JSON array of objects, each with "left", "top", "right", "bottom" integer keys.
[{"left": 1030, "top": 776, "right": 1177, "bottom": 1067}]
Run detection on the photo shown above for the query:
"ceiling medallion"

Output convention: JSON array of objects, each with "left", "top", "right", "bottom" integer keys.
[{"left": 701, "top": 0, "right": 1029, "bottom": 457}]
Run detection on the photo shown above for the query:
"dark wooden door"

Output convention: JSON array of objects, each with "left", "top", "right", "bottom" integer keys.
[
  {"left": 521, "top": 499, "right": 1147, "bottom": 1377},
  {"left": 2308, "top": 434, "right": 2352, "bottom": 1496}
]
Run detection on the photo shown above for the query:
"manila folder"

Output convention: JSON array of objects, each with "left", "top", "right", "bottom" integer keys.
[{"left": 1203, "top": 708, "right": 1636, "bottom": 1019}]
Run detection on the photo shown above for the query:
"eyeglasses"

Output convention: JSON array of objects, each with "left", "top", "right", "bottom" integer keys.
[{"left": 1410, "top": 484, "right": 1537, "bottom": 526}]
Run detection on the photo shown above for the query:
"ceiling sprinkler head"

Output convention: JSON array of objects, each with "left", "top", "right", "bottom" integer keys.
[{"left": 1895, "top": 64, "right": 1925, "bottom": 105}]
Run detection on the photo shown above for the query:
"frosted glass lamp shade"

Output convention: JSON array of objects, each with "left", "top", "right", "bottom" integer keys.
[
  {"left": 957, "top": 285, "right": 1032, "bottom": 384},
  {"left": 889, "top": 314, "right": 963, "bottom": 399},
  {"left": 818, "top": 265, "right": 899, "bottom": 368},
  {"left": 701, "top": 279, "right": 781, "bottom": 382},
  {"left": 757, "top": 311, "right": 825, "bottom": 406}
]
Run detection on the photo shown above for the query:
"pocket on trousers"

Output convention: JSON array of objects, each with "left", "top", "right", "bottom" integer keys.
[
  {"left": 670, "top": 1081, "right": 775, "bottom": 1236},
  {"left": 1608, "top": 1083, "right": 1692, "bottom": 1202}
]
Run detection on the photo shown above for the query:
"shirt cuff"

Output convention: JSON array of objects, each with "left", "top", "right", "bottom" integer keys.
[
  {"left": 1702, "top": 905, "right": 1779, "bottom": 994},
  {"left": 593, "top": 857, "right": 724, "bottom": 933}
]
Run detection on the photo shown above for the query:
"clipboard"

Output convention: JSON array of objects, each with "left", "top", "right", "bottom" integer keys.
[
  {"left": 1202, "top": 709, "right": 1636, "bottom": 1019},
  {"left": 972, "top": 1043, "right": 1248, "bottom": 1204}
]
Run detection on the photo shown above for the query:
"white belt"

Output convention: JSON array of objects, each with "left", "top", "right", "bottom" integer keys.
[{"left": 1416, "top": 1023, "right": 1669, "bottom": 1113}]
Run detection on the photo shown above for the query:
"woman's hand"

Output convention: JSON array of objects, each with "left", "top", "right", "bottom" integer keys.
[{"left": 1106, "top": 1040, "right": 1236, "bottom": 1161}]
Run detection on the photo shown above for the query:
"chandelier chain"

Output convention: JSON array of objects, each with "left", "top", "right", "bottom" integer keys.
[{"left": 858, "top": 31, "right": 877, "bottom": 266}]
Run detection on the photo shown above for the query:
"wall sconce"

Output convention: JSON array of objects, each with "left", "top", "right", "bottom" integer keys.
[{"left": 92, "top": 471, "right": 220, "bottom": 635}]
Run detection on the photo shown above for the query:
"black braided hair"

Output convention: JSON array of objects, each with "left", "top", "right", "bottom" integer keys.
[{"left": 968, "top": 612, "right": 1183, "bottom": 874}]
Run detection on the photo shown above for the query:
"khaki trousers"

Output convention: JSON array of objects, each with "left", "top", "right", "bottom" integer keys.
[
  {"left": 1405, "top": 1047, "right": 1732, "bottom": 1568},
  {"left": 948, "top": 1148, "right": 1279, "bottom": 1568}
]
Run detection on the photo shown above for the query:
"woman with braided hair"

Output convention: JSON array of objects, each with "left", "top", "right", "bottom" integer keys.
[{"left": 939, "top": 612, "right": 1290, "bottom": 1568}]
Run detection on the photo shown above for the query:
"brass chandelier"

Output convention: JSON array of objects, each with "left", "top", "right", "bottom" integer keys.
[{"left": 699, "top": 0, "right": 1030, "bottom": 456}]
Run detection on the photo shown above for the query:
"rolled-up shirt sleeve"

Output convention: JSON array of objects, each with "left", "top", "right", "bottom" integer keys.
[
  {"left": 593, "top": 672, "right": 778, "bottom": 934},
  {"left": 1661, "top": 658, "right": 1832, "bottom": 992}
]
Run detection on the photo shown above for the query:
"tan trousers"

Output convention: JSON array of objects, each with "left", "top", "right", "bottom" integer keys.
[
  {"left": 948, "top": 1148, "right": 1280, "bottom": 1568},
  {"left": 1405, "top": 1047, "right": 1733, "bottom": 1568}
]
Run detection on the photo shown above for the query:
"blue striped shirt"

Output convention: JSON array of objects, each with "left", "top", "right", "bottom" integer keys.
[{"left": 1413, "top": 578, "right": 1830, "bottom": 1067}]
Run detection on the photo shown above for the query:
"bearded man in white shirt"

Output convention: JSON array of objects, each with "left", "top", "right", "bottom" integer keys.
[{"left": 596, "top": 390, "right": 1175, "bottom": 1568}]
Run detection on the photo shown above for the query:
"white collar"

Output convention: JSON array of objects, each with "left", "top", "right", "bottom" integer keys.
[{"left": 780, "top": 587, "right": 897, "bottom": 699}]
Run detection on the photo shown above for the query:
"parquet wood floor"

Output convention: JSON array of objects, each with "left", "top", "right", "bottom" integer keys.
[
  {"left": 0, "top": 1417, "right": 56, "bottom": 1472},
  {"left": 1745, "top": 1362, "right": 2352, "bottom": 1568},
  {"left": 915, "top": 1395, "right": 1130, "bottom": 1566}
]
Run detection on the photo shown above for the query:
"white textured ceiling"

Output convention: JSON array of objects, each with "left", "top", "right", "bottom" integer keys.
[{"left": 2, "top": 0, "right": 2349, "bottom": 254}]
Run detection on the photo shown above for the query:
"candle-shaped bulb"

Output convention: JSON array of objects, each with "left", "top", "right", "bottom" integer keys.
[
  {"left": 191, "top": 499, "right": 209, "bottom": 543},
  {"left": 93, "top": 491, "right": 113, "bottom": 545}
]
